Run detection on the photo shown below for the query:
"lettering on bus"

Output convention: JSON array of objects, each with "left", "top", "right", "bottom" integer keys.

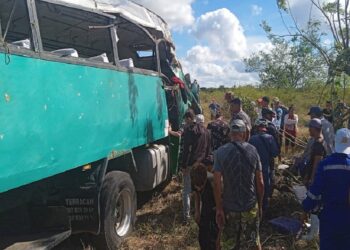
[{"left": 65, "top": 198, "right": 95, "bottom": 222}]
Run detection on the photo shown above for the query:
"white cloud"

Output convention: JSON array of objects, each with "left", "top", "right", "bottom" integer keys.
[
  {"left": 181, "top": 8, "right": 271, "bottom": 87},
  {"left": 131, "top": 0, "right": 195, "bottom": 30},
  {"left": 251, "top": 4, "right": 263, "bottom": 16},
  {"left": 192, "top": 8, "right": 247, "bottom": 58},
  {"left": 287, "top": 0, "right": 346, "bottom": 28}
]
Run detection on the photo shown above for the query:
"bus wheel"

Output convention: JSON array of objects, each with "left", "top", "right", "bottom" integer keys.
[{"left": 98, "top": 171, "right": 136, "bottom": 249}]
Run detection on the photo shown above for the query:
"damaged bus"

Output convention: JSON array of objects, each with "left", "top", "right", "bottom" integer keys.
[{"left": 0, "top": 0, "right": 201, "bottom": 249}]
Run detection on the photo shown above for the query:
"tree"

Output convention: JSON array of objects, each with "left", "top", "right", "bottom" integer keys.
[
  {"left": 244, "top": 22, "right": 328, "bottom": 88},
  {"left": 276, "top": 0, "right": 350, "bottom": 101}
]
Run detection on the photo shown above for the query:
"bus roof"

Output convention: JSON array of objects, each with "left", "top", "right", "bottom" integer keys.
[{"left": 42, "top": 0, "right": 173, "bottom": 43}]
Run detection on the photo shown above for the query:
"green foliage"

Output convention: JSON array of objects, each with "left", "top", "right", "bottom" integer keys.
[
  {"left": 277, "top": 0, "right": 288, "bottom": 11},
  {"left": 244, "top": 22, "right": 328, "bottom": 89}
]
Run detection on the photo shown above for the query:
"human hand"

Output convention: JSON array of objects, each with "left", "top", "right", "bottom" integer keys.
[
  {"left": 259, "top": 207, "right": 263, "bottom": 221},
  {"left": 216, "top": 209, "right": 225, "bottom": 230},
  {"left": 195, "top": 211, "right": 200, "bottom": 226}
]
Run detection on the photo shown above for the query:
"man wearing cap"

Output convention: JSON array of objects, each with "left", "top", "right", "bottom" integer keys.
[
  {"left": 261, "top": 108, "right": 279, "bottom": 147},
  {"left": 302, "top": 128, "right": 350, "bottom": 250},
  {"left": 230, "top": 97, "right": 252, "bottom": 141},
  {"left": 214, "top": 119, "right": 264, "bottom": 250},
  {"left": 182, "top": 113, "right": 211, "bottom": 223},
  {"left": 302, "top": 118, "right": 328, "bottom": 240},
  {"left": 308, "top": 106, "right": 335, "bottom": 155},
  {"left": 249, "top": 119, "right": 279, "bottom": 211}
]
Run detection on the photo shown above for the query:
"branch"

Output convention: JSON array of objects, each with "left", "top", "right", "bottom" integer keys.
[
  {"left": 331, "top": 13, "right": 341, "bottom": 44},
  {"left": 286, "top": 0, "right": 331, "bottom": 65},
  {"left": 311, "top": 0, "right": 341, "bottom": 44},
  {"left": 337, "top": 0, "right": 346, "bottom": 48},
  {"left": 345, "top": 0, "right": 349, "bottom": 47}
]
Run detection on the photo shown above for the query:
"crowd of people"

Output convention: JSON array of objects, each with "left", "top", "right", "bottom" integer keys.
[{"left": 170, "top": 92, "right": 350, "bottom": 250}]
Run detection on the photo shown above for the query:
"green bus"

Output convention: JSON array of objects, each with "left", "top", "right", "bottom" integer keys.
[{"left": 0, "top": 0, "right": 201, "bottom": 248}]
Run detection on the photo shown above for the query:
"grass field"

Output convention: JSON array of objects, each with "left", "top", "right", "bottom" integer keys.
[{"left": 201, "top": 85, "right": 350, "bottom": 127}]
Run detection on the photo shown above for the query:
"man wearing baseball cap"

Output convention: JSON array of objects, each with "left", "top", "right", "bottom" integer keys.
[
  {"left": 249, "top": 119, "right": 279, "bottom": 211},
  {"left": 230, "top": 98, "right": 252, "bottom": 141},
  {"left": 303, "top": 128, "right": 350, "bottom": 250},
  {"left": 301, "top": 118, "right": 328, "bottom": 240},
  {"left": 214, "top": 119, "right": 264, "bottom": 250},
  {"left": 308, "top": 106, "right": 335, "bottom": 155}
]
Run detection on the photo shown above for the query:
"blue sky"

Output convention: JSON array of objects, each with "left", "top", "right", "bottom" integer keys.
[
  {"left": 172, "top": 0, "right": 284, "bottom": 58},
  {"left": 133, "top": 0, "right": 309, "bottom": 87}
]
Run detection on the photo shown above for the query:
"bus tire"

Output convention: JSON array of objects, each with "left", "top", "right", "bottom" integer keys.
[{"left": 98, "top": 171, "right": 136, "bottom": 249}]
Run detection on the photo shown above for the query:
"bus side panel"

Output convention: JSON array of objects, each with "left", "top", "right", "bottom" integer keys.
[{"left": 0, "top": 53, "right": 168, "bottom": 193}]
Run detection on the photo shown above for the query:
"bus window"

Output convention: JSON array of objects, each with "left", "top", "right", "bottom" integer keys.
[
  {"left": 116, "top": 19, "right": 157, "bottom": 71},
  {"left": 0, "top": 0, "right": 33, "bottom": 50},
  {"left": 35, "top": 0, "right": 115, "bottom": 64}
]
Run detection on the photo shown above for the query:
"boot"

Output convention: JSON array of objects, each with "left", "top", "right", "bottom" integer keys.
[{"left": 302, "top": 214, "right": 319, "bottom": 240}]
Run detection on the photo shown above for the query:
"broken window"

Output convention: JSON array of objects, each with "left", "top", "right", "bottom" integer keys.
[
  {"left": 116, "top": 17, "right": 157, "bottom": 71},
  {"left": 35, "top": 0, "right": 115, "bottom": 64},
  {"left": 0, "top": 0, "right": 33, "bottom": 50}
]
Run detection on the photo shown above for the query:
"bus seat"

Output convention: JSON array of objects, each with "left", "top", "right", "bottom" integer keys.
[
  {"left": 11, "top": 39, "right": 31, "bottom": 49},
  {"left": 51, "top": 48, "right": 79, "bottom": 58},
  {"left": 119, "top": 58, "right": 134, "bottom": 68},
  {"left": 88, "top": 53, "right": 109, "bottom": 63}
]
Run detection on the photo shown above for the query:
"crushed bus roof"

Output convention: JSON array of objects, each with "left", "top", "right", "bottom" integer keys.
[{"left": 42, "top": 0, "right": 173, "bottom": 43}]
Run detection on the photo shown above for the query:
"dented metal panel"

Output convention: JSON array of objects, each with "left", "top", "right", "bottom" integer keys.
[{"left": 0, "top": 52, "right": 168, "bottom": 193}]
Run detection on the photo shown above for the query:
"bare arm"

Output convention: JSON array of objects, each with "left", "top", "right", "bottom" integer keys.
[
  {"left": 168, "top": 129, "right": 181, "bottom": 137},
  {"left": 214, "top": 171, "right": 225, "bottom": 229},
  {"left": 310, "top": 155, "right": 323, "bottom": 184},
  {"left": 194, "top": 191, "right": 201, "bottom": 225},
  {"left": 255, "top": 170, "right": 264, "bottom": 217},
  {"left": 214, "top": 172, "right": 223, "bottom": 210}
]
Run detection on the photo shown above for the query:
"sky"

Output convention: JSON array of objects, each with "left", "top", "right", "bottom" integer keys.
[{"left": 129, "top": 0, "right": 322, "bottom": 87}]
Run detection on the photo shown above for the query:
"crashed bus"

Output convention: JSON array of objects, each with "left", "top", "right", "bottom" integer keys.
[{"left": 0, "top": 0, "right": 201, "bottom": 248}]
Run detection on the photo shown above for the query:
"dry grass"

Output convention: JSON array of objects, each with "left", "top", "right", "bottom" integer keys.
[
  {"left": 121, "top": 87, "right": 330, "bottom": 250},
  {"left": 122, "top": 174, "right": 319, "bottom": 250}
]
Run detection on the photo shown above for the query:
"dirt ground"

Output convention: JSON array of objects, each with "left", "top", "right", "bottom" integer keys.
[{"left": 121, "top": 169, "right": 320, "bottom": 250}]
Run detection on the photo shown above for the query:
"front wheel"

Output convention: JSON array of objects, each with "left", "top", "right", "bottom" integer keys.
[{"left": 98, "top": 171, "right": 136, "bottom": 249}]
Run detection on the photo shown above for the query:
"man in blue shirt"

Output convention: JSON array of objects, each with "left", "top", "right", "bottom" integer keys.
[
  {"left": 249, "top": 119, "right": 279, "bottom": 211},
  {"left": 302, "top": 128, "right": 350, "bottom": 250}
]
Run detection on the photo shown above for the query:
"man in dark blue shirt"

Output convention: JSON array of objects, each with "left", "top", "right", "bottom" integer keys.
[
  {"left": 249, "top": 119, "right": 279, "bottom": 211},
  {"left": 303, "top": 128, "right": 350, "bottom": 250}
]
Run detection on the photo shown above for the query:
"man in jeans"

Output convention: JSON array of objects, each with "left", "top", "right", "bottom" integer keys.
[
  {"left": 182, "top": 113, "right": 211, "bottom": 223},
  {"left": 214, "top": 119, "right": 264, "bottom": 250}
]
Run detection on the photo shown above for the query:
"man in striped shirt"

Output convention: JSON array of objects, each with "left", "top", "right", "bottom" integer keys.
[{"left": 303, "top": 128, "right": 350, "bottom": 250}]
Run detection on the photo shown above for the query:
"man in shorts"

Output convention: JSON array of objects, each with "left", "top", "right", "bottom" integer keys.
[{"left": 214, "top": 119, "right": 264, "bottom": 250}]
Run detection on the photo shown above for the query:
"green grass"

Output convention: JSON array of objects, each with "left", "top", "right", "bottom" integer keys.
[{"left": 201, "top": 85, "right": 350, "bottom": 129}]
